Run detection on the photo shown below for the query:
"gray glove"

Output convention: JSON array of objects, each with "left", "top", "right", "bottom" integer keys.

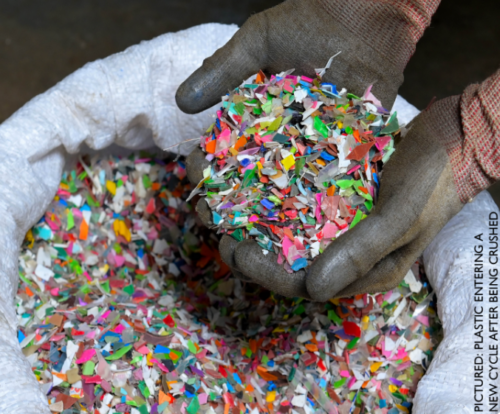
[{"left": 178, "top": 0, "right": 425, "bottom": 299}]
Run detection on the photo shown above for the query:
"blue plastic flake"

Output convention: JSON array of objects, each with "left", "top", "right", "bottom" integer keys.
[
  {"left": 17, "top": 330, "right": 25, "bottom": 343},
  {"left": 233, "top": 373, "right": 242, "bottom": 385},
  {"left": 37, "top": 227, "right": 52, "bottom": 240},
  {"left": 320, "top": 151, "right": 335, "bottom": 162},
  {"left": 226, "top": 381, "right": 236, "bottom": 393},
  {"left": 240, "top": 158, "right": 250, "bottom": 168},
  {"left": 155, "top": 345, "right": 170, "bottom": 354},
  {"left": 291, "top": 258, "right": 308, "bottom": 271},
  {"left": 379, "top": 399, "right": 387, "bottom": 408},
  {"left": 260, "top": 199, "right": 275, "bottom": 210},
  {"left": 212, "top": 212, "right": 223, "bottom": 225}
]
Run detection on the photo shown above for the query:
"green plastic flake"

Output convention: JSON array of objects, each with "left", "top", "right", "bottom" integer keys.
[
  {"left": 267, "top": 195, "right": 282, "bottom": 205},
  {"left": 334, "top": 378, "right": 347, "bottom": 388},
  {"left": 305, "top": 215, "right": 316, "bottom": 225},
  {"left": 381, "top": 112, "right": 399, "bottom": 134},
  {"left": 346, "top": 93, "right": 360, "bottom": 100},
  {"left": 231, "top": 229, "right": 244, "bottom": 242},
  {"left": 142, "top": 175, "right": 152, "bottom": 189},
  {"left": 68, "top": 180, "right": 78, "bottom": 194},
  {"left": 313, "top": 116, "right": 329, "bottom": 138},
  {"left": 234, "top": 102, "right": 245, "bottom": 116},
  {"left": 347, "top": 337, "right": 360, "bottom": 350},
  {"left": 86, "top": 194, "right": 100, "bottom": 207},
  {"left": 262, "top": 100, "right": 273, "bottom": 115},
  {"left": 336, "top": 179, "right": 354, "bottom": 189},
  {"left": 100, "top": 280, "right": 110, "bottom": 294},
  {"left": 105, "top": 344, "right": 132, "bottom": 360},
  {"left": 328, "top": 309, "right": 343, "bottom": 325},
  {"left": 242, "top": 168, "right": 256, "bottom": 188},
  {"left": 295, "top": 157, "right": 306, "bottom": 177},
  {"left": 82, "top": 361, "right": 95, "bottom": 376},
  {"left": 19, "top": 272, "right": 32, "bottom": 286},
  {"left": 138, "top": 381, "right": 150, "bottom": 399},
  {"left": 123, "top": 285, "right": 135, "bottom": 296},
  {"left": 364, "top": 200, "right": 373, "bottom": 211},
  {"left": 187, "top": 339, "right": 198, "bottom": 354},
  {"left": 138, "top": 404, "right": 149, "bottom": 414},
  {"left": 130, "top": 355, "right": 142, "bottom": 365},
  {"left": 349, "top": 209, "right": 363, "bottom": 229},
  {"left": 268, "top": 116, "right": 282, "bottom": 131},
  {"left": 66, "top": 209, "right": 75, "bottom": 230},
  {"left": 294, "top": 304, "right": 305, "bottom": 315}
]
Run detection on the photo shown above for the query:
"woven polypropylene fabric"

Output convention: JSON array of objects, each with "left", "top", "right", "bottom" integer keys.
[
  {"left": 416, "top": 190, "right": 500, "bottom": 413},
  {"left": 0, "top": 22, "right": 238, "bottom": 413},
  {"left": 318, "top": 0, "right": 441, "bottom": 71}
]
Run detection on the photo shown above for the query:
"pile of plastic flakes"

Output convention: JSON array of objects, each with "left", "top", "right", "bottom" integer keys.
[
  {"left": 16, "top": 151, "right": 442, "bottom": 414},
  {"left": 188, "top": 70, "right": 399, "bottom": 272}
]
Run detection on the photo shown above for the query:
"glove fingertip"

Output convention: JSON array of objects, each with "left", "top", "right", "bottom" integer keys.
[
  {"left": 176, "top": 76, "right": 213, "bottom": 115},
  {"left": 196, "top": 198, "right": 213, "bottom": 227}
]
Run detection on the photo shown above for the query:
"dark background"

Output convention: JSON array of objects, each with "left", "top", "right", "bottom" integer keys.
[{"left": 0, "top": 0, "right": 499, "bottom": 197}]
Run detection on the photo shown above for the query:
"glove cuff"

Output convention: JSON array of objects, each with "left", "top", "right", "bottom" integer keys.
[
  {"left": 317, "top": 0, "right": 440, "bottom": 72},
  {"left": 457, "top": 69, "right": 500, "bottom": 202},
  {"left": 428, "top": 69, "right": 500, "bottom": 204}
]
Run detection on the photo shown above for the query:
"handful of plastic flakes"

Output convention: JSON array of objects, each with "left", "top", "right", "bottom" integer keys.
[{"left": 189, "top": 70, "right": 399, "bottom": 272}]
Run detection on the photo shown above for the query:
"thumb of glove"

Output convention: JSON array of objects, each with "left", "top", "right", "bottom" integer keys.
[{"left": 176, "top": 15, "right": 265, "bottom": 114}]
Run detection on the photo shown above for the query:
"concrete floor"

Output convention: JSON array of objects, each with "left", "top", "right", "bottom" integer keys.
[{"left": 0, "top": 0, "right": 499, "bottom": 199}]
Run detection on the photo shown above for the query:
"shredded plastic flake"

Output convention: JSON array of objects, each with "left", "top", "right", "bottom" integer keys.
[
  {"left": 17, "top": 153, "right": 440, "bottom": 413},
  {"left": 188, "top": 70, "right": 399, "bottom": 272}
]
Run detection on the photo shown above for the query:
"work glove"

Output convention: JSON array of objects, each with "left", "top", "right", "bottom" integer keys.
[{"left": 177, "top": 0, "right": 441, "bottom": 297}]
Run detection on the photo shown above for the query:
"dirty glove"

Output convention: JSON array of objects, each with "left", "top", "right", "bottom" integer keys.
[
  {"left": 180, "top": 0, "right": 441, "bottom": 295},
  {"left": 306, "top": 68, "right": 500, "bottom": 301}
]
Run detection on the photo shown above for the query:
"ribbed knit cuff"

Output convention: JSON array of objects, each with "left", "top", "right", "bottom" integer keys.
[
  {"left": 430, "top": 69, "right": 500, "bottom": 203},
  {"left": 317, "top": 0, "right": 441, "bottom": 72}
]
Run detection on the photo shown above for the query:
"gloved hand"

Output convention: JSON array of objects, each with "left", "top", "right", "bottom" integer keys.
[
  {"left": 179, "top": 0, "right": 439, "bottom": 296},
  {"left": 186, "top": 96, "right": 464, "bottom": 299}
]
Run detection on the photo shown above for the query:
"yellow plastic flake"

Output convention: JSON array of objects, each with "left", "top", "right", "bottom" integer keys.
[
  {"left": 146, "top": 352, "right": 154, "bottom": 367},
  {"left": 370, "top": 362, "right": 383, "bottom": 373},
  {"left": 361, "top": 315, "right": 370, "bottom": 330},
  {"left": 99, "top": 264, "right": 109, "bottom": 276},
  {"left": 25, "top": 229, "right": 34, "bottom": 249},
  {"left": 266, "top": 390, "right": 276, "bottom": 402},
  {"left": 396, "top": 404, "right": 410, "bottom": 413},
  {"left": 388, "top": 384, "right": 398, "bottom": 393},
  {"left": 106, "top": 180, "right": 117, "bottom": 196},
  {"left": 113, "top": 219, "right": 131, "bottom": 242},
  {"left": 282, "top": 154, "right": 295, "bottom": 171}
]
